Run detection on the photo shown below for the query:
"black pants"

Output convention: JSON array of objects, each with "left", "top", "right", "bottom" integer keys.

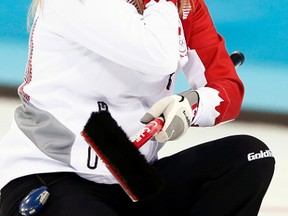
[{"left": 0, "top": 135, "right": 275, "bottom": 216}]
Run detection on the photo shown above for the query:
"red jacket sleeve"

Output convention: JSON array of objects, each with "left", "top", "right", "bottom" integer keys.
[{"left": 180, "top": 0, "right": 244, "bottom": 126}]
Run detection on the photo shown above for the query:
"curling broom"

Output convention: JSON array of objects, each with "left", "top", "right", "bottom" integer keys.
[{"left": 81, "top": 51, "right": 245, "bottom": 202}]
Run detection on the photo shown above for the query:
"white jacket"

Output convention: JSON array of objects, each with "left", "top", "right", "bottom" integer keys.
[
  {"left": 0, "top": 0, "right": 244, "bottom": 190},
  {"left": 0, "top": 0, "right": 186, "bottom": 189}
]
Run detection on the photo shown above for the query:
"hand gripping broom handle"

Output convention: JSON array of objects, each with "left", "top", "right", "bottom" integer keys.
[
  {"left": 132, "top": 51, "right": 245, "bottom": 148},
  {"left": 131, "top": 117, "right": 164, "bottom": 148}
]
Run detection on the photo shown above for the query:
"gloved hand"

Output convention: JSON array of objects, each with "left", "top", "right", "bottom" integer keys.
[
  {"left": 143, "top": 0, "right": 177, "bottom": 9},
  {"left": 140, "top": 90, "right": 199, "bottom": 142}
]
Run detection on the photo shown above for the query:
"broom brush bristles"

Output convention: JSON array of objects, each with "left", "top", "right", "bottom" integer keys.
[{"left": 81, "top": 111, "right": 163, "bottom": 201}]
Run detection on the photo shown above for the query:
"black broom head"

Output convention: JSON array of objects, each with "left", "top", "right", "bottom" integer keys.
[{"left": 81, "top": 111, "right": 163, "bottom": 201}]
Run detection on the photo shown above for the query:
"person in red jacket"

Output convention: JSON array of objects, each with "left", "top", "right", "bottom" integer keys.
[
  {"left": 0, "top": 0, "right": 274, "bottom": 216},
  {"left": 136, "top": 2, "right": 274, "bottom": 216}
]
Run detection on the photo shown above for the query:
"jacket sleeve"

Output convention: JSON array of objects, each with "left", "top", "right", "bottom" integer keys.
[
  {"left": 45, "top": 0, "right": 181, "bottom": 75},
  {"left": 181, "top": 0, "right": 244, "bottom": 126}
]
